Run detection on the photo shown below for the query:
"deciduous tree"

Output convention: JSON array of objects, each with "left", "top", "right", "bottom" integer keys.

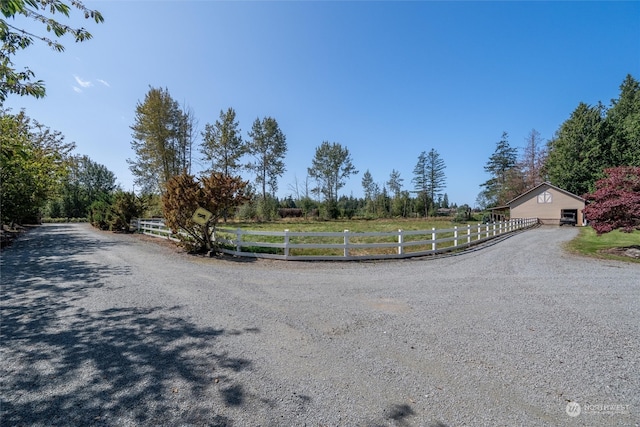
[
  {"left": 162, "top": 172, "right": 250, "bottom": 253},
  {"left": 200, "top": 107, "right": 244, "bottom": 177},
  {"left": 583, "top": 166, "right": 640, "bottom": 234},
  {"left": 246, "top": 116, "right": 287, "bottom": 201},
  {"left": 54, "top": 154, "right": 117, "bottom": 218},
  {"left": 1, "top": 110, "right": 74, "bottom": 223},
  {"left": 128, "top": 87, "right": 191, "bottom": 194},
  {"left": 307, "top": 141, "right": 358, "bottom": 204},
  {"left": 520, "top": 128, "right": 546, "bottom": 189}
]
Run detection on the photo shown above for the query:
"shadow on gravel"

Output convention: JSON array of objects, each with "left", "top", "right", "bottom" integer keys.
[{"left": 1, "top": 224, "right": 255, "bottom": 426}]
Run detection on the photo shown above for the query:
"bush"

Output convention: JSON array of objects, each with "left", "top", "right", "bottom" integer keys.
[{"left": 89, "top": 200, "right": 112, "bottom": 230}]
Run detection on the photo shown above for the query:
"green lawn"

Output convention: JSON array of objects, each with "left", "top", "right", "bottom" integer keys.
[
  {"left": 565, "top": 227, "right": 640, "bottom": 263},
  {"left": 214, "top": 217, "right": 484, "bottom": 257}
]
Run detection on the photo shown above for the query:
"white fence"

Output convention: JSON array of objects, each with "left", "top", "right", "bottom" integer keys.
[{"left": 132, "top": 218, "right": 538, "bottom": 261}]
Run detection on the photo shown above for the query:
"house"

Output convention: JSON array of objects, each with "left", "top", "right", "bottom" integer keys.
[{"left": 507, "top": 182, "right": 586, "bottom": 226}]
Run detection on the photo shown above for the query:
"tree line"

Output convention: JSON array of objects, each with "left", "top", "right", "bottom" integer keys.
[
  {"left": 127, "top": 86, "right": 454, "bottom": 222},
  {"left": 0, "top": 108, "right": 140, "bottom": 229},
  {"left": 478, "top": 74, "right": 639, "bottom": 210}
]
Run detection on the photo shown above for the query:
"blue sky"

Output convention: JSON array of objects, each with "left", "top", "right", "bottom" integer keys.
[{"left": 5, "top": 1, "right": 639, "bottom": 206}]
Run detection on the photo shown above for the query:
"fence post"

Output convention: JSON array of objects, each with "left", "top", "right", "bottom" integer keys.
[
  {"left": 432, "top": 227, "right": 437, "bottom": 251},
  {"left": 454, "top": 226, "right": 458, "bottom": 247},
  {"left": 485, "top": 223, "right": 490, "bottom": 238},
  {"left": 235, "top": 228, "right": 242, "bottom": 252},
  {"left": 398, "top": 229, "right": 404, "bottom": 255},
  {"left": 478, "top": 224, "right": 481, "bottom": 241},
  {"left": 493, "top": 222, "right": 496, "bottom": 236},
  {"left": 467, "top": 224, "right": 471, "bottom": 244},
  {"left": 344, "top": 230, "right": 349, "bottom": 257},
  {"left": 284, "top": 229, "right": 290, "bottom": 258}
]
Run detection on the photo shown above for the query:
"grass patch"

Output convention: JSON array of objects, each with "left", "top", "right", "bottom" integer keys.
[
  {"left": 565, "top": 227, "right": 640, "bottom": 263},
  {"left": 214, "top": 217, "right": 491, "bottom": 257}
]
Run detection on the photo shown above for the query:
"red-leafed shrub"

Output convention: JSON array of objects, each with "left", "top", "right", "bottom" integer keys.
[
  {"left": 583, "top": 166, "right": 640, "bottom": 235},
  {"left": 162, "top": 172, "right": 250, "bottom": 252}
]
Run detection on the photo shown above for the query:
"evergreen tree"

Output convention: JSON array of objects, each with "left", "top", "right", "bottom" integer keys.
[
  {"left": 412, "top": 151, "right": 430, "bottom": 217},
  {"left": 412, "top": 149, "right": 446, "bottom": 216},
  {"left": 543, "top": 103, "right": 606, "bottom": 196},
  {"left": 387, "top": 169, "right": 403, "bottom": 198},
  {"left": 606, "top": 74, "right": 640, "bottom": 167},
  {"left": 361, "top": 170, "right": 375, "bottom": 201},
  {"left": 480, "top": 132, "right": 519, "bottom": 206},
  {"left": 425, "top": 148, "right": 446, "bottom": 213}
]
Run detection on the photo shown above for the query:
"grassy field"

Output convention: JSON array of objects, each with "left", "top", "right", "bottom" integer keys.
[
  {"left": 216, "top": 216, "right": 469, "bottom": 232},
  {"left": 214, "top": 217, "right": 488, "bottom": 257},
  {"left": 565, "top": 227, "right": 640, "bottom": 263}
]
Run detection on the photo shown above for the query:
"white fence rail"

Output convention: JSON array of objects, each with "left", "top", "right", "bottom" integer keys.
[{"left": 132, "top": 218, "right": 538, "bottom": 261}]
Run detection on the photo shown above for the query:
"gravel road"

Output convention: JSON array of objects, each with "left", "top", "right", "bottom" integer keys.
[{"left": 1, "top": 223, "right": 638, "bottom": 426}]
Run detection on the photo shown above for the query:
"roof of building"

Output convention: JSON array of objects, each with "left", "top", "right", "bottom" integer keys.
[{"left": 506, "top": 181, "right": 586, "bottom": 206}]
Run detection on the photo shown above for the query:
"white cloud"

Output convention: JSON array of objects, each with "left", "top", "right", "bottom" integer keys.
[
  {"left": 72, "top": 86, "right": 82, "bottom": 93},
  {"left": 74, "top": 75, "right": 93, "bottom": 88},
  {"left": 97, "top": 79, "right": 111, "bottom": 87}
]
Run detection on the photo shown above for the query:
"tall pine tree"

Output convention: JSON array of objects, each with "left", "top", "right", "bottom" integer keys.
[{"left": 480, "top": 132, "right": 519, "bottom": 206}]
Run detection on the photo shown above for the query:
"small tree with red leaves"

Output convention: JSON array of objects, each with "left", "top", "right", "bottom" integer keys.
[
  {"left": 583, "top": 166, "right": 640, "bottom": 235},
  {"left": 162, "top": 172, "right": 250, "bottom": 252}
]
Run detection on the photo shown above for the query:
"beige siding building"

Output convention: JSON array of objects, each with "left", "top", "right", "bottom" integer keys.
[{"left": 508, "top": 182, "right": 586, "bottom": 226}]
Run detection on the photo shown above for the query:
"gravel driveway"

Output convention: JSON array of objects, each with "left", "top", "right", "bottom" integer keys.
[{"left": 1, "top": 223, "right": 638, "bottom": 426}]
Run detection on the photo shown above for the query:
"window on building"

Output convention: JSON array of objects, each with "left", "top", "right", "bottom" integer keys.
[{"left": 537, "top": 190, "right": 552, "bottom": 204}]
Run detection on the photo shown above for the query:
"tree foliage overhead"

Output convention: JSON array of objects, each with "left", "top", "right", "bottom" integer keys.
[
  {"left": 1, "top": 109, "right": 74, "bottom": 223},
  {"left": 128, "top": 87, "right": 192, "bottom": 194},
  {"left": 583, "top": 166, "right": 640, "bottom": 235},
  {"left": 307, "top": 141, "right": 358, "bottom": 204},
  {"left": 162, "top": 172, "right": 250, "bottom": 253},
  {"left": 0, "top": 0, "right": 104, "bottom": 103},
  {"left": 200, "top": 107, "right": 244, "bottom": 177},
  {"left": 246, "top": 116, "right": 287, "bottom": 201}
]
